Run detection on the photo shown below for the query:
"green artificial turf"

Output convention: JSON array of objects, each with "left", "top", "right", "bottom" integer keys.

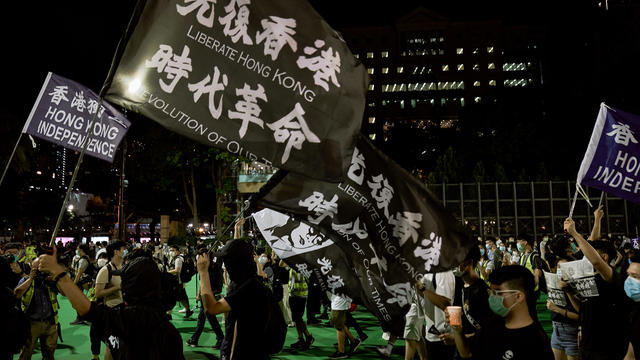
[{"left": 21, "top": 278, "right": 553, "bottom": 360}]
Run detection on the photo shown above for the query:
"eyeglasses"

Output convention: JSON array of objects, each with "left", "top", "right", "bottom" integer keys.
[{"left": 488, "top": 289, "right": 520, "bottom": 297}]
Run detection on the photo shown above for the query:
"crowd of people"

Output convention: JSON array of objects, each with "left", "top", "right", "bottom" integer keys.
[{"left": 0, "top": 206, "right": 639, "bottom": 359}]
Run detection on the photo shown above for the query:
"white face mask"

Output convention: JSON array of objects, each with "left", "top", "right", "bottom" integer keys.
[{"left": 258, "top": 256, "right": 268, "bottom": 265}]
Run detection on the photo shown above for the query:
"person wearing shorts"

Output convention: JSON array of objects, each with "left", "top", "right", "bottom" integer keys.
[
  {"left": 329, "top": 294, "right": 358, "bottom": 359},
  {"left": 288, "top": 269, "right": 314, "bottom": 349},
  {"left": 404, "top": 288, "right": 427, "bottom": 360}
]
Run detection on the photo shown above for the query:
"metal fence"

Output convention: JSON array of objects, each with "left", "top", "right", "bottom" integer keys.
[{"left": 426, "top": 181, "right": 638, "bottom": 239}]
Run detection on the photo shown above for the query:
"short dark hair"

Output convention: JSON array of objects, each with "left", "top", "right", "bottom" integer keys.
[
  {"left": 549, "top": 234, "right": 572, "bottom": 261},
  {"left": 107, "top": 241, "right": 127, "bottom": 260},
  {"left": 78, "top": 243, "right": 91, "bottom": 255},
  {"left": 464, "top": 244, "right": 481, "bottom": 266},
  {"left": 591, "top": 240, "right": 616, "bottom": 261},
  {"left": 489, "top": 265, "right": 537, "bottom": 318},
  {"left": 517, "top": 234, "right": 534, "bottom": 246},
  {"left": 169, "top": 244, "right": 180, "bottom": 251}
]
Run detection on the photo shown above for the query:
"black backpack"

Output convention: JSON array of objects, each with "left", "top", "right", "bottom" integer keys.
[
  {"left": 160, "top": 270, "right": 180, "bottom": 312},
  {"left": 80, "top": 256, "right": 98, "bottom": 284},
  {"left": 178, "top": 255, "right": 196, "bottom": 283},
  {"left": 1, "top": 287, "right": 29, "bottom": 355},
  {"left": 262, "top": 283, "right": 287, "bottom": 355}
]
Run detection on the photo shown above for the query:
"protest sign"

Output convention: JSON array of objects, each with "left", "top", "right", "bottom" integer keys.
[
  {"left": 23, "top": 72, "right": 130, "bottom": 163},
  {"left": 558, "top": 258, "right": 599, "bottom": 298},
  {"left": 543, "top": 271, "right": 567, "bottom": 307}
]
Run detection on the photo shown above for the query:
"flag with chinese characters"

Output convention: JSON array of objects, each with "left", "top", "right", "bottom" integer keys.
[
  {"left": 253, "top": 134, "right": 474, "bottom": 285},
  {"left": 23, "top": 72, "right": 130, "bottom": 163},
  {"left": 252, "top": 208, "right": 408, "bottom": 335},
  {"left": 104, "top": 0, "right": 367, "bottom": 181},
  {"left": 576, "top": 103, "right": 640, "bottom": 203}
]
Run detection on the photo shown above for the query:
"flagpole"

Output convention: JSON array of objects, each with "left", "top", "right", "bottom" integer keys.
[
  {"left": 0, "top": 132, "right": 24, "bottom": 189},
  {"left": 569, "top": 188, "right": 579, "bottom": 219},
  {"left": 598, "top": 192, "right": 605, "bottom": 208},
  {"left": 49, "top": 103, "right": 105, "bottom": 247}
]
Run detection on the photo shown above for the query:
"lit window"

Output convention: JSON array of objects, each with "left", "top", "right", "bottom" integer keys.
[
  {"left": 367, "top": 68, "right": 374, "bottom": 75},
  {"left": 369, "top": 134, "right": 376, "bottom": 140},
  {"left": 489, "top": 80, "right": 496, "bottom": 86},
  {"left": 473, "top": 81, "right": 480, "bottom": 87},
  {"left": 397, "top": 66, "right": 404, "bottom": 73},
  {"left": 382, "top": 67, "right": 389, "bottom": 74},
  {"left": 441, "top": 98, "right": 447, "bottom": 106},
  {"left": 442, "top": 64, "right": 449, "bottom": 72},
  {"left": 368, "top": 117, "right": 376, "bottom": 124},
  {"left": 368, "top": 102, "right": 376, "bottom": 107},
  {"left": 368, "top": 84, "right": 375, "bottom": 91},
  {"left": 400, "top": 100, "right": 405, "bottom": 109},
  {"left": 430, "top": 37, "right": 437, "bottom": 43},
  {"left": 473, "top": 48, "right": 479, "bottom": 54},
  {"left": 474, "top": 96, "right": 481, "bottom": 103},
  {"left": 486, "top": 46, "right": 494, "bottom": 53},
  {"left": 473, "top": 64, "right": 480, "bottom": 71},
  {"left": 399, "top": 83, "right": 406, "bottom": 91},
  {"left": 461, "top": 98, "right": 465, "bottom": 107},
  {"left": 367, "top": 52, "right": 374, "bottom": 58},
  {"left": 411, "top": 99, "right": 417, "bottom": 108},
  {"left": 354, "top": 54, "right": 359, "bottom": 59},
  {"left": 488, "top": 63, "right": 495, "bottom": 70},
  {"left": 439, "top": 37, "right": 445, "bottom": 42},
  {"left": 381, "top": 51, "right": 389, "bottom": 58},
  {"left": 439, "top": 49, "right": 445, "bottom": 55},
  {"left": 457, "top": 64, "right": 464, "bottom": 71},
  {"left": 456, "top": 48, "right": 464, "bottom": 55}
]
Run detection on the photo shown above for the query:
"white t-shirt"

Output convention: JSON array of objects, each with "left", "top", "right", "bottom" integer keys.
[
  {"left": 423, "top": 271, "right": 455, "bottom": 342},
  {"left": 173, "top": 255, "right": 184, "bottom": 284},
  {"left": 95, "top": 263, "right": 123, "bottom": 308},
  {"left": 330, "top": 294, "right": 352, "bottom": 311}
]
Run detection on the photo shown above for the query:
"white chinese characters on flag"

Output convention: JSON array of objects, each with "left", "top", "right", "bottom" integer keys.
[
  {"left": 104, "top": 0, "right": 367, "bottom": 181},
  {"left": 576, "top": 103, "right": 640, "bottom": 203}
]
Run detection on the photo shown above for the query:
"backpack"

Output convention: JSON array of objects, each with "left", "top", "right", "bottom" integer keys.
[
  {"left": 88, "top": 264, "right": 118, "bottom": 303},
  {"left": 178, "top": 255, "right": 196, "bottom": 283},
  {"left": 262, "top": 282, "right": 287, "bottom": 355},
  {"left": 80, "top": 255, "right": 98, "bottom": 283}
]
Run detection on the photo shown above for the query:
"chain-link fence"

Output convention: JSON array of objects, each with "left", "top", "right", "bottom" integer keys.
[{"left": 427, "top": 181, "right": 639, "bottom": 239}]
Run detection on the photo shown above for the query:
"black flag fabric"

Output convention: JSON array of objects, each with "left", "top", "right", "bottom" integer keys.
[
  {"left": 254, "top": 134, "right": 474, "bottom": 285},
  {"left": 252, "top": 208, "right": 408, "bottom": 335},
  {"left": 104, "top": 0, "right": 367, "bottom": 181}
]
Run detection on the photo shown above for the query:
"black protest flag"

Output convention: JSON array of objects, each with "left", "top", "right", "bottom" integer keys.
[
  {"left": 252, "top": 208, "right": 408, "bottom": 335},
  {"left": 254, "top": 134, "right": 474, "bottom": 285},
  {"left": 104, "top": 0, "right": 367, "bottom": 181}
]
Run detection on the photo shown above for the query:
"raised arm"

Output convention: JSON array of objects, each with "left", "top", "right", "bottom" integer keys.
[
  {"left": 197, "top": 253, "right": 231, "bottom": 315},
  {"left": 565, "top": 217, "right": 613, "bottom": 282},
  {"left": 588, "top": 205, "right": 604, "bottom": 241},
  {"left": 38, "top": 246, "right": 91, "bottom": 316}
]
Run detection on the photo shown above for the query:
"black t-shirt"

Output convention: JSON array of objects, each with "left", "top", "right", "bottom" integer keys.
[
  {"left": 471, "top": 318, "right": 554, "bottom": 360},
  {"left": 579, "top": 271, "right": 631, "bottom": 358},
  {"left": 82, "top": 302, "right": 184, "bottom": 360},
  {"left": 224, "top": 277, "right": 270, "bottom": 360},
  {"left": 459, "top": 279, "right": 494, "bottom": 334}
]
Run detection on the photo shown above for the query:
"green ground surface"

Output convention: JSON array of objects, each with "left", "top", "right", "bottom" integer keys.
[{"left": 22, "top": 279, "right": 553, "bottom": 360}]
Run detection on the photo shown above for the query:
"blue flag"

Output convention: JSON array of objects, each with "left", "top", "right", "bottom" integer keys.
[
  {"left": 23, "top": 72, "right": 130, "bottom": 163},
  {"left": 577, "top": 103, "right": 640, "bottom": 203}
]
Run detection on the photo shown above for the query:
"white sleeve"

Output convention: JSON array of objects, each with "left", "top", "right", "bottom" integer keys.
[{"left": 435, "top": 271, "right": 455, "bottom": 304}]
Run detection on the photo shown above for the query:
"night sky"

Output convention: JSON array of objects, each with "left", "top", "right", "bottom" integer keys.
[{"left": 1, "top": 1, "right": 637, "bottom": 177}]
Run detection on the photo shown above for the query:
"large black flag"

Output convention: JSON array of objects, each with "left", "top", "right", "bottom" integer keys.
[
  {"left": 254, "top": 134, "right": 474, "bottom": 285},
  {"left": 252, "top": 208, "right": 408, "bottom": 335},
  {"left": 104, "top": 0, "right": 367, "bottom": 181}
]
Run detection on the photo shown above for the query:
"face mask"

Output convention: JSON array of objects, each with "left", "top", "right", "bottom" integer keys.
[
  {"left": 488, "top": 293, "right": 518, "bottom": 317},
  {"left": 499, "top": 246, "right": 506, "bottom": 252},
  {"left": 624, "top": 277, "right": 640, "bottom": 302},
  {"left": 488, "top": 250, "right": 495, "bottom": 261},
  {"left": 258, "top": 256, "right": 267, "bottom": 265},
  {"left": 571, "top": 243, "right": 577, "bottom": 253},
  {"left": 480, "top": 249, "right": 485, "bottom": 256},
  {"left": 75, "top": 250, "right": 80, "bottom": 256},
  {"left": 516, "top": 243, "right": 525, "bottom": 253},
  {"left": 123, "top": 249, "right": 129, "bottom": 258}
]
